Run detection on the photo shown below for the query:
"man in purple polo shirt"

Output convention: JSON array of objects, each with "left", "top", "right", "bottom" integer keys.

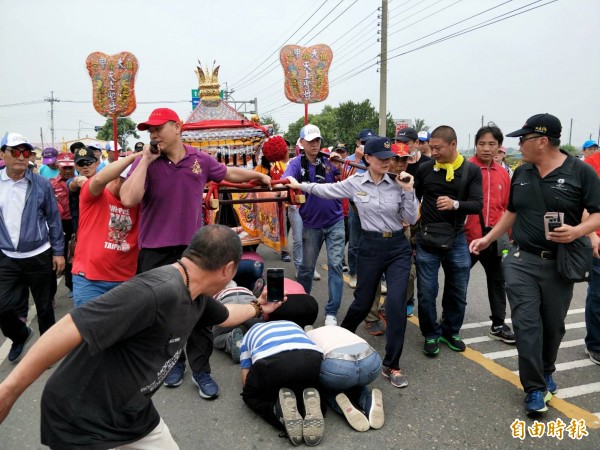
[
  {"left": 121, "top": 107, "right": 270, "bottom": 399},
  {"left": 283, "top": 124, "right": 345, "bottom": 326}
]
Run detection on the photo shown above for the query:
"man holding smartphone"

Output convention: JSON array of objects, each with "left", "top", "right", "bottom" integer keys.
[{"left": 470, "top": 113, "right": 600, "bottom": 415}]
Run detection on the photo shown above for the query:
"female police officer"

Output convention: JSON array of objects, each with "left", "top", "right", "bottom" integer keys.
[{"left": 286, "top": 136, "right": 419, "bottom": 388}]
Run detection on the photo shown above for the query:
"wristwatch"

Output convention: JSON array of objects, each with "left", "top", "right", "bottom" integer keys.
[{"left": 453, "top": 201, "right": 460, "bottom": 210}]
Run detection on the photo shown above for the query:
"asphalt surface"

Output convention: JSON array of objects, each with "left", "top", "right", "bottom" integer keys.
[{"left": 1, "top": 245, "right": 599, "bottom": 450}]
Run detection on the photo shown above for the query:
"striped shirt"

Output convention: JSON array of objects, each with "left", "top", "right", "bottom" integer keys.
[{"left": 239, "top": 321, "right": 322, "bottom": 369}]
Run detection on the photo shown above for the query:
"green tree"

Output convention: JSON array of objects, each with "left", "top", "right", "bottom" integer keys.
[
  {"left": 96, "top": 117, "right": 139, "bottom": 149},
  {"left": 414, "top": 118, "right": 428, "bottom": 132},
  {"left": 560, "top": 144, "right": 579, "bottom": 157},
  {"left": 283, "top": 100, "right": 398, "bottom": 153},
  {"left": 260, "top": 114, "right": 281, "bottom": 135}
]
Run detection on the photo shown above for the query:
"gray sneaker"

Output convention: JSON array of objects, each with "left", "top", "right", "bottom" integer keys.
[
  {"left": 229, "top": 328, "right": 243, "bottom": 363},
  {"left": 302, "top": 388, "right": 324, "bottom": 446},
  {"left": 277, "top": 388, "right": 303, "bottom": 445},
  {"left": 585, "top": 347, "right": 600, "bottom": 365},
  {"left": 381, "top": 366, "right": 408, "bottom": 388}
]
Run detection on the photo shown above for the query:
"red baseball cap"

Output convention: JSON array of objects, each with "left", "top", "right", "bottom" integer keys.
[
  {"left": 391, "top": 142, "right": 410, "bottom": 157},
  {"left": 137, "top": 108, "right": 181, "bottom": 131},
  {"left": 56, "top": 152, "right": 75, "bottom": 167}
]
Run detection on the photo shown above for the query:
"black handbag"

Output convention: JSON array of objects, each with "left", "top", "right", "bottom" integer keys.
[
  {"left": 419, "top": 162, "right": 471, "bottom": 251},
  {"left": 421, "top": 222, "right": 456, "bottom": 250},
  {"left": 557, "top": 237, "right": 594, "bottom": 282},
  {"left": 529, "top": 172, "right": 593, "bottom": 283}
]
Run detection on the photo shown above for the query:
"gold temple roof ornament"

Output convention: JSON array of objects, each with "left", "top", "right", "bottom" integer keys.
[{"left": 196, "top": 60, "right": 221, "bottom": 103}]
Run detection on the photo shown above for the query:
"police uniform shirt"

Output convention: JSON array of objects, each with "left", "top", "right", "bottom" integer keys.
[
  {"left": 301, "top": 171, "right": 419, "bottom": 232},
  {"left": 509, "top": 152, "right": 600, "bottom": 253}
]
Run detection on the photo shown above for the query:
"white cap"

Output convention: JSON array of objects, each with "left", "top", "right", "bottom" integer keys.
[
  {"left": 299, "top": 124, "right": 322, "bottom": 141},
  {"left": 1, "top": 132, "right": 33, "bottom": 150}
]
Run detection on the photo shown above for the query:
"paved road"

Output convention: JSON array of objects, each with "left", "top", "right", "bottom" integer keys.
[{"left": 1, "top": 246, "right": 599, "bottom": 449}]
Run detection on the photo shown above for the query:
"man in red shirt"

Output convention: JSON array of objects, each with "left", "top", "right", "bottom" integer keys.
[
  {"left": 464, "top": 124, "right": 515, "bottom": 344},
  {"left": 50, "top": 153, "right": 75, "bottom": 296},
  {"left": 582, "top": 150, "right": 600, "bottom": 365},
  {"left": 71, "top": 148, "right": 141, "bottom": 307}
]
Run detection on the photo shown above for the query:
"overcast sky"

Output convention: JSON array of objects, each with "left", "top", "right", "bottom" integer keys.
[{"left": 1, "top": 0, "right": 598, "bottom": 150}]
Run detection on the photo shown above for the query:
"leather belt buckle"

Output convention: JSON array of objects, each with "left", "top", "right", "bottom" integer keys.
[
  {"left": 382, "top": 231, "right": 392, "bottom": 238},
  {"left": 540, "top": 250, "right": 554, "bottom": 260}
]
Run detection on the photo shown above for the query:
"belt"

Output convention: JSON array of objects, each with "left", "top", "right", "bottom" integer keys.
[
  {"left": 362, "top": 230, "right": 404, "bottom": 239},
  {"left": 325, "top": 347, "right": 375, "bottom": 362},
  {"left": 519, "top": 248, "right": 556, "bottom": 260}
]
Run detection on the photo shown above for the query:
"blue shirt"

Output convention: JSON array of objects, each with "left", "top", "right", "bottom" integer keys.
[{"left": 240, "top": 321, "right": 322, "bottom": 369}]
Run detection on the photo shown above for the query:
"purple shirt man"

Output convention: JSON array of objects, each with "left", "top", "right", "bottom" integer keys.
[{"left": 129, "top": 145, "right": 226, "bottom": 249}]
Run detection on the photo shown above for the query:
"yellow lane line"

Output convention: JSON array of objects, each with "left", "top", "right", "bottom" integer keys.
[{"left": 408, "top": 315, "right": 600, "bottom": 429}]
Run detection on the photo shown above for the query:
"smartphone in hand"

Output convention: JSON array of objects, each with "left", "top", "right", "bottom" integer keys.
[{"left": 266, "top": 268, "right": 285, "bottom": 302}]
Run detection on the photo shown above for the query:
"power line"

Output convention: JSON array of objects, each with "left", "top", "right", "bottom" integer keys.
[
  {"left": 331, "top": 0, "right": 556, "bottom": 88},
  {"left": 301, "top": 0, "right": 360, "bottom": 45},
  {"left": 388, "top": 0, "right": 464, "bottom": 39},
  {"left": 388, "top": 0, "right": 445, "bottom": 29},
  {"left": 230, "top": 0, "right": 330, "bottom": 88},
  {"left": 235, "top": 0, "right": 362, "bottom": 93},
  {"left": 330, "top": 0, "right": 519, "bottom": 86}
]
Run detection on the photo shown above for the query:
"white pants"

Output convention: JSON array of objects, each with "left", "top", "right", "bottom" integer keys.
[{"left": 115, "top": 418, "right": 179, "bottom": 450}]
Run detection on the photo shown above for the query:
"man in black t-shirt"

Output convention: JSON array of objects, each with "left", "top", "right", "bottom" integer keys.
[
  {"left": 0, "top": 225, "right": 283, "bottom": 449},
  {"left": 414, "top": 126, "right": 483, "bottom": 357},
  {"left": 470, "top": 113, "right": 600, "bottom": 416}
]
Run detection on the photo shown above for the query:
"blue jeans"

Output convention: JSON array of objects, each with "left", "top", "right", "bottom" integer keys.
[
  {"left": 234, "top": 259, "right": 264, "bottom": 291},
  {"left": 415, "top": 231, "right": 471, "bottom": 338},
  {"left": 298, "top": 220, "right": 345, "bottom": 316},
  {"left": 347, "top": 206, "right": 362, "bottom": 276},
  {"left": 72, "top": 274, "right": 121, "bottom": 307},
  {"left": 288, "top": 205, "right": 303, "bottom": 272},
  {"left": 585, "top": 257, "right": 600, "bottom": 352},
  {"left": 319, "top": 350, "right": 382, "bottom": 391}
]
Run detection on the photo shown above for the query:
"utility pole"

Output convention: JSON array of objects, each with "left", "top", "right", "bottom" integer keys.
[
  {"left": 378, "top": 0, "right": 388, "bottom": 136},
  {"left": 40, "top": 127, "right": 44, "bottom": 149},
  {"left": 569, "top": 117, "right": 573, "bottom": 146},
  {"left": 44, "top": 91, "right": 59, "bottom": 148},
  {"left": 481, "top": 115, "right": 484, "bottom": 127}
]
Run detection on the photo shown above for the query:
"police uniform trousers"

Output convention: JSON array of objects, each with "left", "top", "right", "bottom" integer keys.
[{"left": 341, "top": 230, "right": 412, "bottom": 369}]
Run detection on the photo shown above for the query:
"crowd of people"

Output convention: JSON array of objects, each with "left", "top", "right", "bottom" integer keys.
[{"left": 0, "top": 110, "right": 599, "bottom": 448}]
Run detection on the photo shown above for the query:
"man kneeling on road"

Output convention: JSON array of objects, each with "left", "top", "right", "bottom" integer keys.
[{"left": 0, "top": 225, "right": 283, "bottom": 450}]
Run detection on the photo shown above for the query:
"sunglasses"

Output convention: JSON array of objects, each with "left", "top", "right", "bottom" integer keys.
[
  {"left": 76, "top": 160, "right": 95, "bottom": 168},
  {"left": 518, "top": 135, "right": 543, "bottom": 145},
  {"left": 8, "top": 148, "right": 33, "bottom": 159}
]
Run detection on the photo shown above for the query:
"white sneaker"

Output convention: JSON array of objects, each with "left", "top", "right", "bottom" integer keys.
[
  {"left": 325, "top": 315, "right": 338, "bottom": 326},
  {"left": 380, "top": 280, "right": 387, "bottom": 295},
  {"left": 349, "top": 275, "right": 357, "bottom": 289},
  {"left": 313, "top": 270, "right": 321, "bottom": 281}
]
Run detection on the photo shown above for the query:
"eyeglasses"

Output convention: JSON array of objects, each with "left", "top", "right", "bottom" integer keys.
[
  {"left": 7, "top": 148, "right": 33, "bottom": 159},
  {"left": 76, "top": 160, "right": 95, "bottom": 168},
  {"left": 518, "top": 135, "right": 543, "bottom": 145}
]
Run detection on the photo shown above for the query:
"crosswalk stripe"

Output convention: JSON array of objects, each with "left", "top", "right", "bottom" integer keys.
[
  {"left": 556, "top": 382, "right": 600, "bottom": 399},
  {"left": 511, "top": 358, "right": 595, "bottom": 375},
  {"left": 461, "top": 308, "right": 586, "bottom": 330},
  {"left": 483, "top": 339, "right": 585, "bottom": 360}
]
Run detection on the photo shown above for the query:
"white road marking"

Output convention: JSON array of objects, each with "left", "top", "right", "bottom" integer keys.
[
  {"left": 483, "top": 339, "right": 585, "bottom": 360},
  {"left": 556, "top": 382, "right": 600, "bottom": 399},
  {"left": 461, "top": 308, "right": 586, "bottom": 330},
  {"left": 511, "top": 358, "right": 595, "bottom": 375}
]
